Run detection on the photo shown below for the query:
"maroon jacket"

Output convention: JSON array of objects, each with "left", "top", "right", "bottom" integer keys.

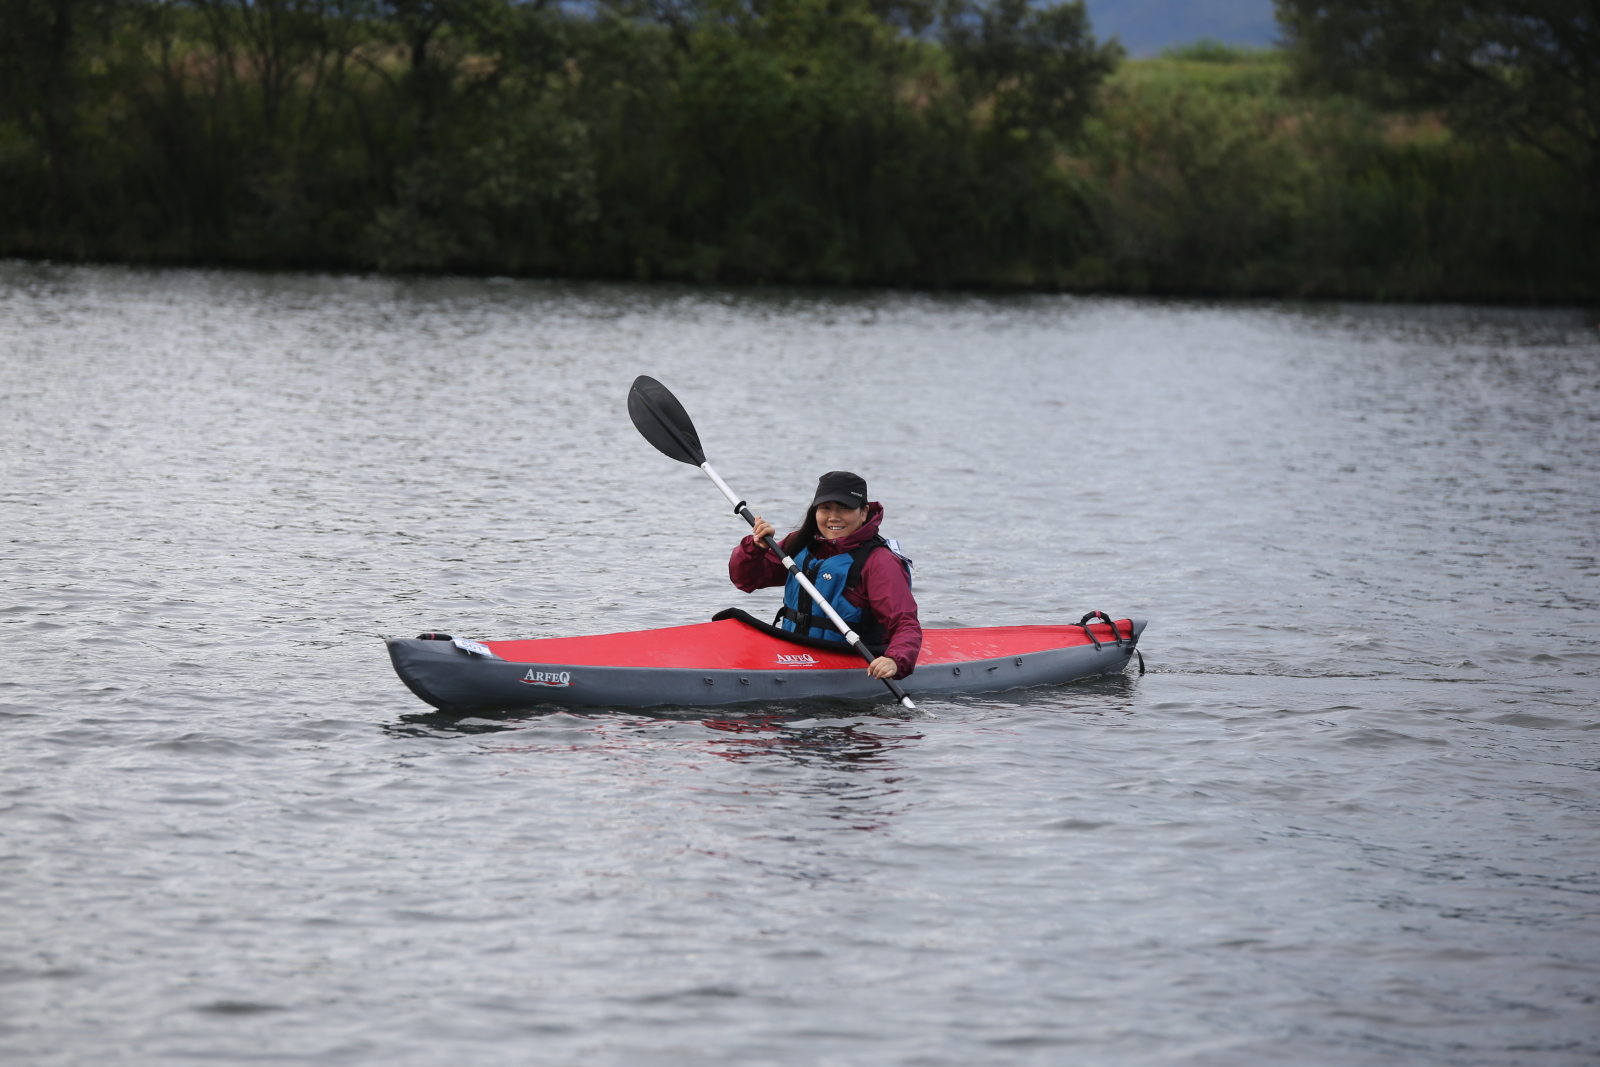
[{"left": 728, "top": 502, "right": 922, "bottom": 678}]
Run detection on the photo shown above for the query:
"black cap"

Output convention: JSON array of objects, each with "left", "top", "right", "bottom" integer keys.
[{"left": 810, "top": 471, "right": 868, "bottom": 509}]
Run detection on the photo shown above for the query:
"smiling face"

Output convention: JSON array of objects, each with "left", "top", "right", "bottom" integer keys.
[{"left": 815, "top": 501, "right": 868, "bottom": 540}]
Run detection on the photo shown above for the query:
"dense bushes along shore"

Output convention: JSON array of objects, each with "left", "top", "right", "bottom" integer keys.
[{"left": 0, "top": 0, "right": 1592, "bottom": 302}]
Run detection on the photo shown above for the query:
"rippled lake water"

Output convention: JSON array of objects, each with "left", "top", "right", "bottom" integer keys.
[{"left": 2, "top": 263, "right": 1597, "bottom": 1066}]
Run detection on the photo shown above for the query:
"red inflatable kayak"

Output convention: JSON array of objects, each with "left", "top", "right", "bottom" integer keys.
[{"left": 387, "top": 609, "right": 1146, "bottom": 711}]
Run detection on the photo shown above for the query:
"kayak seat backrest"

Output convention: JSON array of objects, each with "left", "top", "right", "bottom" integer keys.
[{"left": 713, "top": 608, "right": 887, "bottom": 658}]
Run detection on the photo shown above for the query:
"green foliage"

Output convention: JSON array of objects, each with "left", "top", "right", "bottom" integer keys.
[
  {"left": 944, "top": 0, "right": 1122, "bottom": 141},
  {"left": 1275, "top": 0, "right": 1600, "bottom": 196},
  {"left": 1079, "top": 53, "right": 1593, "bottom": 300},
  {"left": 0, "top": 0, "right": 1123, "bottom": 282},
  {"left": 1160, "top": 37, "right": 1262, "bottom": 64},
  {"left": 1084, "top": 58, "right": 1314, "bottom": 291},
  {"left": 0, "top": 0, "right": 1592, "bottom": 301}
]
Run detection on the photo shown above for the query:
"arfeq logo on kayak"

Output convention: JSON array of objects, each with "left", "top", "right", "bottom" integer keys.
[
  {"left": 520, "top": 669, "right": 571, "bottom": 687},
  {"left": 775, "top": 654, "right": 817, "bottom": 666}
]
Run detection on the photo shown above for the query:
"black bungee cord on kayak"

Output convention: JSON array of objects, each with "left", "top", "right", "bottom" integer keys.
[{"left": 627, "top": 375, "right": 921, "bottom": 713}]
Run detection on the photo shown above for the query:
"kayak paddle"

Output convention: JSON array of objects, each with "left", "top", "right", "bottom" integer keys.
[{"left": 627, "top": 375, "right": 918, "bottom": 712}]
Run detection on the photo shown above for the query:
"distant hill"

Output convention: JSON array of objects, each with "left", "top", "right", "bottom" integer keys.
[{"left": 1083, "top": 0, "right": 1279, "bottom": 55}]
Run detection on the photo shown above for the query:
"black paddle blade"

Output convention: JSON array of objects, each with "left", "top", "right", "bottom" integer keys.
[{"left": 628, "top": 375, "right": 706, "bottom": 466}]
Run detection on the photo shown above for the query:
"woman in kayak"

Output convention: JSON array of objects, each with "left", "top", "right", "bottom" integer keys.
[{"left": 729, "top": 471, "right": 922, "bottom": 680}]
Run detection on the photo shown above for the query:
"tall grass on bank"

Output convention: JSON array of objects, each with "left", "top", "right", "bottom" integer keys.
[
  {"left": 0, "top": 0, "right": 1590, "bottom": 302},
  {"left": 1078, "top": 49, "right": 1591, "bottom": 302}
]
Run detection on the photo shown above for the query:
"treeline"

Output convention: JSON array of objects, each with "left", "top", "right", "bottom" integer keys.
[{"left": 0, "top": 0, "right": 1593, "bottom": 301}]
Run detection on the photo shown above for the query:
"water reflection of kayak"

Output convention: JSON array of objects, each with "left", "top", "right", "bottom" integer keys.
[{"left": 387, "top": 609, "right": 1147, "bottom": 711}]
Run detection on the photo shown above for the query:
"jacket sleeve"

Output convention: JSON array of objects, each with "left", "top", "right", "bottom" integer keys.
[
  {"left": 853, "top": 549, "right": 922, "bottom": 678},
  {"left": 729, "top": 535, "right": 789, "bottom": 592}
]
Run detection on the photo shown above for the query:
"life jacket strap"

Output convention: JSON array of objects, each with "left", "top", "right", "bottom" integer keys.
[
  {"left": 785, "top": 553, "right": 825, "bottom": 635},
  {"left": 775, "top": 605, "right": 843, "bottom": 635}
]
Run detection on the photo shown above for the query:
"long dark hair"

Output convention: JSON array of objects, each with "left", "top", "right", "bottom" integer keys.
[{"left": 780, "top": 508, "right": 823, "bottom": 556}]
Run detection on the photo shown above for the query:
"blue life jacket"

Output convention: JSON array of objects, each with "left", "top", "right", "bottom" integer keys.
[{"left": 775, "top": 537, "right": 912, "bottom": 646}]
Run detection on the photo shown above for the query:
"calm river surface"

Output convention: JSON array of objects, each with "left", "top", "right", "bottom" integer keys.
[{"left": 2, "top": 263, "right": 1597, "bottom": 1066}]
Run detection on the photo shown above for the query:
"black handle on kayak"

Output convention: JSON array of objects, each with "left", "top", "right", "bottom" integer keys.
[{"left": 1078, "top": 610, "right": 1126, "bottom": 650}]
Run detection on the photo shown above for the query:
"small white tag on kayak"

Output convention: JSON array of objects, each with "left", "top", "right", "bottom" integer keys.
[{"left": 452, "top": 637, "right": 498, "bottom": 659}]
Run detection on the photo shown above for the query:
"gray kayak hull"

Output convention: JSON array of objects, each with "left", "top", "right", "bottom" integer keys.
[{"left": 387, "top": 619, "right": 1146, "bottom": 711}]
